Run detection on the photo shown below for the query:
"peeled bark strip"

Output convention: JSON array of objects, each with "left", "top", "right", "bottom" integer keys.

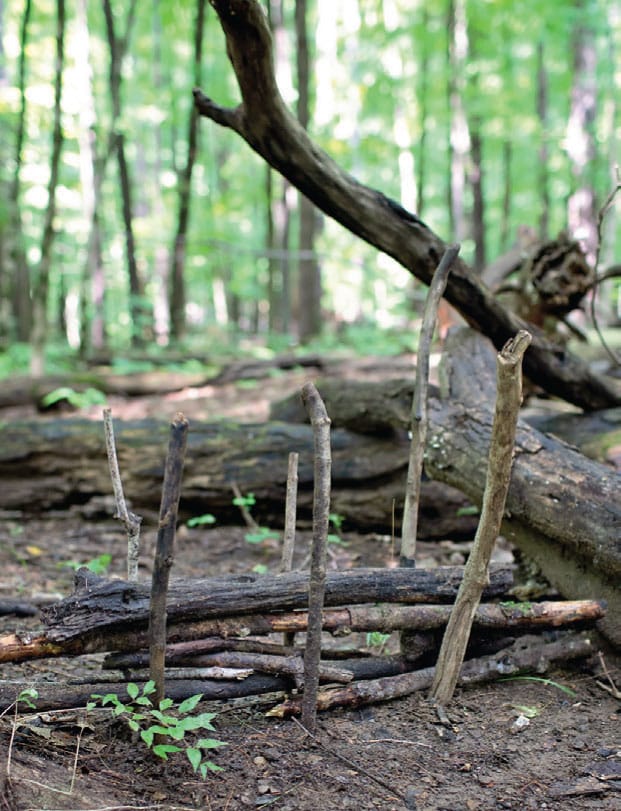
[
  {"left": 194, "top": 0, "right": 619, "bottom": 411},
  {"left": 42, "top": 565, "right": 513, "bottom": 643}
]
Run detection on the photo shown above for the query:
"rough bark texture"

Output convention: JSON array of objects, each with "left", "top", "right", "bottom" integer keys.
[
  {"left": 41, "top": 565, "right": 513, "bottom": 643},
  {"left": 194, "top": 0, "right": 620, "bottom": 411}
]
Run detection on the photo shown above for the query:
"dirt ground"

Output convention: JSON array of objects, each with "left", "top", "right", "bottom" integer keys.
[{"left": 0, "top": 360, "right": 619, "bottom": 810}]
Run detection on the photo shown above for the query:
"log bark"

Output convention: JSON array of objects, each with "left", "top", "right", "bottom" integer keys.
[
  {"left": 0, "top": 415, "right": 477, "bottom": 537},
  {"left": 0, "top": 598, "right": 603, "bottom": 665},
  {"left": 194, "top": 0, "right": 620, "bottom": 412},
  {"left": 41, "top": 565, "right": 513, "bottom": 643}
]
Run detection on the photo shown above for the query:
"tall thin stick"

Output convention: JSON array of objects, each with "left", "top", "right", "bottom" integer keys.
[
  {"left": 149, "top": 412, "right": 189, "bottom": 706},
  {"left": 300, "top": 383, "right": 331, "bottom": 733},
  {"left": 280, "top": 452, "right": 299, "bottom": 573},
  {"left": 430, "top": 330, "right": 532, "bottom": 706},
  {"left": 103, "top": 407, "right": 142, "bottom": 581},
  {"left": 401, "top": 244, "right": 460, "bottom": 567}
]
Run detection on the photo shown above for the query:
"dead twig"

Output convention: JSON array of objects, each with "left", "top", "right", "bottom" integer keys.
[
  {"left": 401, "top": 244, "right": 459, "bottom": 567},
  {"left": 430, "top": 330, "right": 532, "bottom": 706},
  {"left": 149, "top": 412, "right": 189, "bottom": 706},
  {"left": 103, "top": 407, "right": 142, "bottom": 581},
  {"left": 301, "top": 383, "right": 332, "bottom": 732}
]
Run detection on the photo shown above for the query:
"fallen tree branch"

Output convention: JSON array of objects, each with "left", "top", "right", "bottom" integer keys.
[
  {"left": 41, "top": 565, "right": 513, "bottom": 643},
  {"left": 267, "top": 633, "right": 595, "bottom": 717},
  {"left": 194, "top": 0, "right": 620, "bottom": 411},
  {"left": 0, "top": 598, "right": 604, "bottom": 665}
]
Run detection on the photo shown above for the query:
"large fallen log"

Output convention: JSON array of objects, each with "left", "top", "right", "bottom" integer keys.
[
  {"left": 194, "top": 0, "right": 621, "bottom": 411},
  {"left": 41, "top": 565, "right": 513, "bottom": 644},
  {"left": 0, "top": 413, "right": 475, "bottom": 537}
]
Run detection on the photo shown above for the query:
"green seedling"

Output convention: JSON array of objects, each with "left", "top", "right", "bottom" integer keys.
[
  {"left": 245, "top": 526, "right": 280, "bottom": 544},
  {"left": 456, "top": 504, "right": 480, "bottom": 517},
  {"left": 365, "top": 631, "right": 391, "bottom": 653},
  {"left": 60, "top": 553, "right": 112, "bottom": 576},
  {"left": 327, "top": 512, "right": 347, "bottom": 545},
  {"left": 187, "top": 513, "right": 217, "bottom": 528},
  {"left": 233, "top": 493, "right": 256, "bottom": 509},
  {"left": 88, "top": 681, "right": 226, "bottom": 778}
]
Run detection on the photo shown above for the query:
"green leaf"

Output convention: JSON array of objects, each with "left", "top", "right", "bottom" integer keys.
[
  {"left": 177, "top": 712, "right": 217, "bottom": 731},
  {"left": 135, "top": 696, "right": 153, "bottom": 707},
  {"left": 152, "top": 744, "right": 182, "bottom": 760},
  {"left": 187, "top": 514, "right": 216, "bottom": 527},
  {"left": 141, "top": 728, "right": 155, "bottom": 747},
  {"left": 187, "top": 747, "right": 202, "bottom": 772},
  {"left": 128, "top": 719, "right": 140, "bottom": 732},
  {"left": 196, "top": 737, "right": 227, "bottom": 750},
  {"left": 126, "top": 683, "right": 140, "bottom": 700},
  {"left": 159, "top": 698, "right": 174, "bottom": 711},
  {"left": 113, "top": 703, "right": 126, "bottom": 716},
  {"left": 178, "top": 694, "right": 203, "bottom": 714},
  {"left": 142, "top": 680, "right": 156, "bottom": 695}
]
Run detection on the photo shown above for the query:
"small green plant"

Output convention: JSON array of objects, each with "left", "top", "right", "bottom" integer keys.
[
  {"left": 327, "top": 512, "right": 347, "bottom": 545},
  {"left": 365, "top": 631, "right": 391, "bottom": 653},
  {"left": 233, "top": 493, "right": 256, "bottom": 510},
  {"left": 244, "top": 526, "right": 280, "bottom": 544},
  {"left": 187, "top": 513, "right": 217, "bottom": 528},
  {"left": 60, "top": 553, "right": 112, "bottom": 576},
  {"left": 88, "top": 681, "right": 226, "bottom": 778},
  {"left": 41, "top": 386, "right": 107, "bottom": 410},
  {"left": 456, "top": 504, "right": 480, "bottom": 517}
]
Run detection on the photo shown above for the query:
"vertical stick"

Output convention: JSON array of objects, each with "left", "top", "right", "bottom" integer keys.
[
  {"left": 281, "top": 452, "right": 299, "bottom": 648},
  {"left": 401, "top": 245, "right": 460, "bottom": 567},
  {"left": 300, "top": 383, "right": 331, "bottom": 733},
  {"left": 103, "top": 407, "right": 142, "bottom": 581},
  {"left": 149, "top": 412, "right": 189, "bottom": 707},
  {"left": 280, "top": 452, "right": 299, "bottom": 573},
  {"left": 430, "top": 331, "right": 531, "bottom": 706}
]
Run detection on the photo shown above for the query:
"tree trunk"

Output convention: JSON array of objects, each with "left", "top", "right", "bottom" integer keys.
[
  {"left": 169, "top": 0, "right": 206, "bottom": 341},
  {"left": 536, "top": 40, "right": 550, "bottom": 240},
  {"left": 446, "top": 0, "right": 469, "bottom": 243},
  {"left": 30, "top": 0, "right": 65, "bottom": 376},
  {"left": 193, "top": 0, "right": 620, "bottom": 410},
  {"left": 295, "top": 0, "right": 321, "bottom": 342}
]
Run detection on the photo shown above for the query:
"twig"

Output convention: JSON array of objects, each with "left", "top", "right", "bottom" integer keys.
[
  {"left": 300, "top": 383, "right": 332, "bottom": 732},
  {"left": 280, "top": 452, "right": 299, "bottom": 573},
  {"left": 149, "top": 412, "right": 189, "bottom": 706},
  {"left": 231, "top": 481, "right": 259, "bottom": 530},
  {"left": 430, "top": 330, "right": 532, "bottom": 705},
  {"left": 281, "top": 452, "right": 299, "bottom": 648},
  {"left": 595, "top": 651, "right": 621, "bottom": 700},
  {"left": 103, "top": 407, "right": 142, "bottom": 581},
  {"left": 401, "top": 244, "right": 460, "bottom": 567}
]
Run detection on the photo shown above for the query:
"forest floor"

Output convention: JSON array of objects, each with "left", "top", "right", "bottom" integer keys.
[{"left": 0, "top": 357, "right": 619, "bottom": 811}]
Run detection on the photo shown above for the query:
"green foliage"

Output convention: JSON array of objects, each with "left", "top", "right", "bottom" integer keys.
[
  {"left": 88, "top": 681, "right": 226, "bottom": 778},
  {"left": 244, "top": 526, "right": 280, "bottom": 545},
  {"left": 60, "top": 553, "right": 112, "bottom": 575},
  {"left": 327, "top": 512, "right": 347, "bottom": 545},
  {"left": 365, "top": 631, "right": 391, "bottom": 653},
  {"left": 41, "top": 386, "right": 107, "bottom": 410},
  {"left": 187, "top": 513, "right": 217, "bottom": 528},
  {"left": 499, "top": 675, "right": 576, "bottom": 697},
  {"left": 16, "top": 687, "right": 38, "bottom": 710}
]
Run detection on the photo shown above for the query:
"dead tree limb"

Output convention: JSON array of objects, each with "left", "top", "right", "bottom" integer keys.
[
  {"left": 267, "top": 633, "right": 594, "bottom": 717},
  {"left": 194, "top": 0, "right": 619, "bottom": 411},
  {"left": 431, "top": 331, "right": 531, "bottom": 705}
]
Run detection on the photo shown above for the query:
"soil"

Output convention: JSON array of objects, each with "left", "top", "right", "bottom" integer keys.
[{"left": 0, "top": 359, "right": 619, "bottom": 811}]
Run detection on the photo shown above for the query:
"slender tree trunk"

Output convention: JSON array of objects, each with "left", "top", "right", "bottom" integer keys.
[
  {"left": 30, "top": 0, "right": 65, "bottom": 376},
  {"left": 536, "top": 41, "right": 550, "bottom": 240},
  {"left": 415, "top": 5, "right": 430, "bottom": 217},
  {"left": 296, "top": 0, "right": 321, "bottom": 342},
  {"left": 469, "top": 126, "right": 485, "bottom": 272},
  {"left": 566, "top": 2, "right": 597, "bottom": 264},
  {"left": 170, "top": 0, "right": 206, "bottom": 342},
  {"left": 7, "top": 0, "right": 32, "bottom": 342},
  {"left": 102, "top": 0, "right": 149, "bottom": 347},
  {"left": 266, "top": 0, "right": 293, "bottom": 335},
  {"left": 75, "top": 0, "right": 106, "bottom": 354},
  {"left": 446, "top": 0, "right": 469, "bottom": 243},
  {"left": 499, "top": 140, "right": 512, "bottom": 252}
]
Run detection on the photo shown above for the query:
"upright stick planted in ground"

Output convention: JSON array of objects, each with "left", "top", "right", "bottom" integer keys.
[
  {"left": 430, "top": 330, "right": 532, "bottom": 705},
  {"left": 281, "top": 451, "right": 299, "bottom": 648},
  {"left": 300, "top": 383, "right": 331, "bottom": 732},
  {"left": 401, "top": 244, "right": 459, "bottom": 567},
  {"left": 149, "top": 412, "right": 189, "bottom": 706},
  {"left": 103, "top": 407, "right": 142, "bottom": 581}
]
